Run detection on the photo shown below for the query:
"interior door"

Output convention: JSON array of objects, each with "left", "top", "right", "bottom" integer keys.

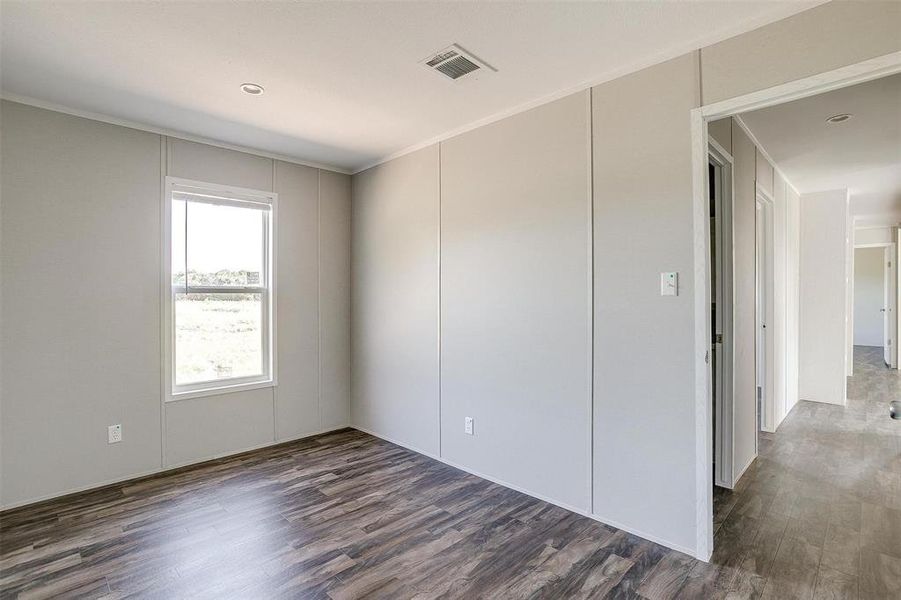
[
  {"left": 755, "top": 201, "right": 765, "bottom": 451},
  {"left": 885, "top": 247, "right": 891, "bottom": 365},
  {"left": 709, "top": 146, "right": 734, "bottom": 489}
]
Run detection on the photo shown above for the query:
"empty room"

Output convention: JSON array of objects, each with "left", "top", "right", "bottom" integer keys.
[{"left": 1, "top": 1, "right": 900, "bottom": 599}]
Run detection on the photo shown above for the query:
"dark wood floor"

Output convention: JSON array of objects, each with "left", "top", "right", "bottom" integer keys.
[
  {"left": 1, "top": 346, "right": 899, "bottom": 599},
  {"left": 705, "top": 346, "right": 901, "bottom": 600}
]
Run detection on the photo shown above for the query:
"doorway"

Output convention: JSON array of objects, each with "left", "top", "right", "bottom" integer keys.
[
  {"left": 708, "top": 144, "right": 734, "bottom": 489},
  {"left": 852, "top": 242, "right": 897, "bottom": 366},
  {"left": 691, "top": 51, "right": 901, "bottom": 561}
]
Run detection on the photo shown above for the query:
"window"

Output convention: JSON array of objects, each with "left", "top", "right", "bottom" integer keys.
[{"left": 164, "top": 178, "right": 275, "bottom": 399}]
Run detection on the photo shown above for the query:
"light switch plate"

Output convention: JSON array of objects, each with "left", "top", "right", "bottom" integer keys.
[
  {"left": 661, "top": 272, "right": 678, "bottom": 296},
  {"left": 464, "top": 417, "right": 474, "bottom": 435}
]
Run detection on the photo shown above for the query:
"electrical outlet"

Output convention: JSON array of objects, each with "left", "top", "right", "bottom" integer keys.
[
  {"left": 464, "top": 416, "right": 474, "bottom": 435},
  {"left": 108, "top": 424, "right": 122, "bottom": 444}
]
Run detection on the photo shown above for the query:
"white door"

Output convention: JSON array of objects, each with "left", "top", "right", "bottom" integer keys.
[
  {"left": 755, "top": 201, "right": 766, "bottom": 450},
  {"left": 885, "top": 245, "right": 896, "bottom": 366}
]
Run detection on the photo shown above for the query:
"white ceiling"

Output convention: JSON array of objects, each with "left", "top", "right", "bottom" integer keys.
[
  {"left": 741, "top": 73, "right": 901, "bottom": 225},
  {"left": 1, "top": 1, "right": 820, "bottom": 173}
]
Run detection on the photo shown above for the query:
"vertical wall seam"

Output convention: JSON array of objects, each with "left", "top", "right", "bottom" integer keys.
[
  {"left": 318, "top": 169, "right": 323, "bottom": 432},
  {"left": 159, "top": 136, "right": 168, "bottom": 469},
  {"left": 587, "top": 88, "right": 595, "bottom": 516},
  {"left": 697, "top": 48, "right": 705, "bottom": 107},
  {"left": 348, "top": 175, "right": 354, "bottom": 428},
  {"left": 437, "top": 143, "right": 443, "bottom": 458},
  {"left": 272, "top": 160, "right": 279, "bottom": 441}
]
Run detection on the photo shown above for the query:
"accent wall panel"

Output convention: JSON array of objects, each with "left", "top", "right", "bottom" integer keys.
[
  {"left": 591, "top": 54, "right": 700, "bottom": 553},
  {"left": 320, "top": 170, "right": 352, "bottom": 430},
  {"left": 0, "top": 101, "right": 163, "bottom": 507},
  {"left": 274, "top": 160, "right": 321, "bottom": 440},
  {"left": 440, "top": 92, "right": 592, "bottom": 511},
  {"left": 351, "top": 146, "right": 440, "bottom": 455}
]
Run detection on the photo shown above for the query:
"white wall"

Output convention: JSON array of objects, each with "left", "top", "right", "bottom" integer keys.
[
  {"left": 773, "top": 171, "right": 788, "bottom": 427},
  {"left": 853, "top": 247, "right": 885, "bottom": 347},
  {"left": 786, "top": 184, "right": 802, "bottom": 415},
  {"left": 855, "top": 226, "right": 895, "bottom": 246},
  {"left": 0, "top": 101, "right": 351, "bottom": 508},
  {"left": 800, "top": 189, "right": 850, "bottom": 405}
]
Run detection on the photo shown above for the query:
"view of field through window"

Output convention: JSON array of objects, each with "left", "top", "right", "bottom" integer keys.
[
  {"left": 171, "top": 197, "right": 269, "bottom": 386},
  {"left": 175, "top": 293, "right": 263, "bottom": 384}
]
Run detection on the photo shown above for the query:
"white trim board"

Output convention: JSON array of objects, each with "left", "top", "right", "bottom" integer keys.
[
  {"left": 351, "top": 425, "right": 699, "bottom": 558},
  {"left": 0, "top": 92, "right": 352, "bottom": 176}
]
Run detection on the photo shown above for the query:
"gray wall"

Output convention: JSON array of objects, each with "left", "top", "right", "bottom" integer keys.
[
  {"left": 699, "top": 1, "right": 901, "bottom": 104},
  {"left": 351, "top": 146, "right": 440, "bottom": 456},
  {"left": 441, "top": 92, "right": 591, "bottom": 511},
  {"left": 350, "top": 1, "right": 900, "bottom": 559},
  {"left": 1, "top": 102, "right": 164, "bottom": 507},
  {"left": 591, "top": 54, "right": 699, "bottom": 550},
  {"left": 0, "top": 101, "right": 351, "bottom": 508}
]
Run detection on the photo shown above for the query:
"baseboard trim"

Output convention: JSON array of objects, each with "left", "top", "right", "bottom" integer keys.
[
  {"left": 0, "top": 425, "right": 350, "bottom": 513},
  {"left": 352, "top": 425, "right": 701, "bottom": 559}
]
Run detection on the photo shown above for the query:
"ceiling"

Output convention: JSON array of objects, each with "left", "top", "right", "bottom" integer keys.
[
  {"left": 741, "top": 73, "right": 901, "bottom": 226},
  {"left": 1, "top": 1, "right": 820, "bottom": 173}
]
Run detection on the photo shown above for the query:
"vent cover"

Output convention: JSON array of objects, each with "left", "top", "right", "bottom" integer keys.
[{"left": 422, "top": 44, "right": 495, "bottom": 81}]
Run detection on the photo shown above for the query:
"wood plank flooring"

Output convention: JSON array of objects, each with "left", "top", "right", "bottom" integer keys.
[
  {"left": 1, "top": 345, "right": 899, "bottom": 599},
  {"left": 706, "top": 346, "right": 901, "bottom": 600}
]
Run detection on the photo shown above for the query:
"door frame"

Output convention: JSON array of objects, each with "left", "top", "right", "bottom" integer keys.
[
  {"left": 690, "top": 51, "right": 901, "bottom": 561},
  {"left": 756, "top": 188, "right": 776, "bottom": 435},
  {"left": 708, "top": 142, "right": 735, "bottom": 489}
]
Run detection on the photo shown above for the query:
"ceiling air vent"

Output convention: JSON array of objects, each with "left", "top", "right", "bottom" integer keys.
[{"left": 422, "top": 44, "right": 495, "bottom": 81}]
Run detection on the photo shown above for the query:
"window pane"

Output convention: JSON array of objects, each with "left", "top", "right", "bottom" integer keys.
[
  {"left": 175, "top": 293, "right": 263, "bottom": 385},
  {"left": 185, "top": 202, "right": 264, "bottom": 288},
  {"left": 172, "top": 199, "right": 186, "bottom": 286}
]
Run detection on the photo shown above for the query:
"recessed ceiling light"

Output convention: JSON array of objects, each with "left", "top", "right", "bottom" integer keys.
[
  {"left": 240, "top": 83, "right": 264, "bottom": 96},
  {"left": 826, "top": 113, "right": 852, "bottom": 124}
]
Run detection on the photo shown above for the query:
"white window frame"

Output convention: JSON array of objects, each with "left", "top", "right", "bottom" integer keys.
[{"left": 162, "top": 176, "right": 277, "bottom": 401}]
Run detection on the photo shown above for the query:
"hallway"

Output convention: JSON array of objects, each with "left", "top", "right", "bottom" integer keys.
[{"left": 702, "top": 346, "right": 901, "bottom": 599}]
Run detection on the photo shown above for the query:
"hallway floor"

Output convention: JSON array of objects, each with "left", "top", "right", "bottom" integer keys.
[{"left": 705, "top": 345, "right": 901, "bottom": 599}]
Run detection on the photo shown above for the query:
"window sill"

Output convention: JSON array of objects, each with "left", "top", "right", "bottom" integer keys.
[{"left": 167, "top": 379, "right": 276, "bottom": 402}]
